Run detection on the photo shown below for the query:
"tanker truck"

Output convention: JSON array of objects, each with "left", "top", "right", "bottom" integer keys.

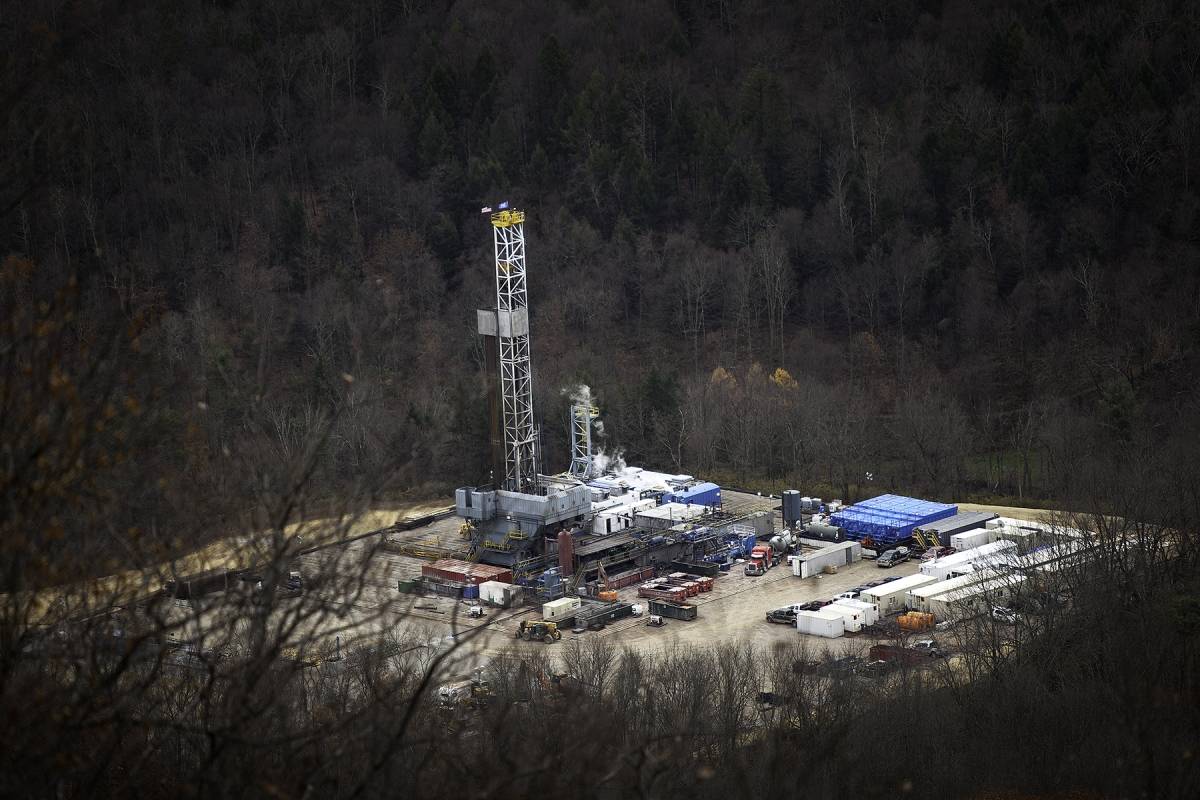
[{"left": 769, "top": 529, "right": 796, "bottom": 557}]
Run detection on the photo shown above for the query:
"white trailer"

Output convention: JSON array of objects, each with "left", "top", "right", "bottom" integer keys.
[
  {"left": 949, "top": 527, "right": 994, "bottom": 551},
  {"left": 479, "top": 581, "right": 520, "bottom": 607},
  {"left": 795, "top": 609, "right": 845, "bottom": 638},
  {"left": 907, "top": 571, "right": 999, "bottom": 613},
  {"left": 635, "top": 502, "right": 709, "bottom": 530},
  {"left": 823, "top": 603, "right": 867, "bottom": 632},
  {"left": 542, "top": 597, "right": 582, "bottom": 622},
  {"left": 920, "top": 540, "right": 1017, "bottom": 580},
  {"left": 926, "top": 575, "right": 1028, "bottom": 619},
  {"left": 791, "top": 540, "right": 862, "bottom": 578},
  {"left": 832, "top": 597, "right": 879, "bottom": 626},
  {"left": 859, "top": 573, "right": 939, "bottom": 615}
]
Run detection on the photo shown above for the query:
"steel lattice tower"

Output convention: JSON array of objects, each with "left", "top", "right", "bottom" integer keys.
[
  {"left": 569, "top": 404, "right": 599, "bottom": 479},
  {"left": 490, "top": 210, "right": 538, "bottom": 493}
]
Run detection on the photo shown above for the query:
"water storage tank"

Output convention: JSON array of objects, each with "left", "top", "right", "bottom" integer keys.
[
  {"left": 557, "top": 530, "right": 575, "bottom": 577},
  {"left": 782, "top": 490, "right": 804, "bottom": 528},
  {"left": 806, "top": 522, "right": 845, "bottom": 542}
]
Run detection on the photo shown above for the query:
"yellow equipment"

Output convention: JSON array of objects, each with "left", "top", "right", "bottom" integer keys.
[{"left": 515, "top": 620, "right": 562, "bottom": 643}]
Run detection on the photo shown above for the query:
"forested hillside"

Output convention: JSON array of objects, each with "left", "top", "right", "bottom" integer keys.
[{"left": 5, "top": 0, "right": 1200, "bottom": 567}]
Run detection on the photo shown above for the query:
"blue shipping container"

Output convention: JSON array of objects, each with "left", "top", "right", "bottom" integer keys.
[{"left": 463, "top": 584, "right": 479, "bottom": 599}]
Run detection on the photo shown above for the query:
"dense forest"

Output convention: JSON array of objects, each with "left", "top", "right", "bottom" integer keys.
[
  {"left": 7, "top": 0, "right": 1200, "bottom": 545},
  {"left": 4, "top": 2, "right": 1200, "bottom": 798}
]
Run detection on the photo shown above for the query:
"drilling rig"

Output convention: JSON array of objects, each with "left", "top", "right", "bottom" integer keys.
[{"left": 455, "top": 208, "right": 592, "bottom": 569}]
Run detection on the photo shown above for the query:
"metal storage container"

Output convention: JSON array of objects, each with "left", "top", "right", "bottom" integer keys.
[
  {"left": 648, "top": 600, "right": 698, "bottom": 620},
  {"left": 479, "top": 580, "right": 518, "bottom": 607},
  {"left": 791, "top": 540, "right": 861, "bottom": 577},
  {"left": 823, "top": 603, "right": 866, "bottom": 632},
  {"left": 421, "top": 559, "right": 512, "bottom": 586},
  {"left": 914, "top": 511, "right": 999, "bottom": 547},
  {"left": 949, "top": 528, "right": 993, "bottom": 551},
  {"left": 795, "top": 609, "right": 845, "bottom": 638},
  {"left": 542, "top": 597, "right": 582, "bottom": 622}
]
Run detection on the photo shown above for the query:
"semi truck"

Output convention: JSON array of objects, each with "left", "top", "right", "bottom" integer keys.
[{"left": 744, "top": 544, "right": 775, "bottom": 576}]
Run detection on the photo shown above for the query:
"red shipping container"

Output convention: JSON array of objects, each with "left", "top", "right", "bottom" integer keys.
[{"left": 421, "top": 559, "right": 512, "bottom": 586}]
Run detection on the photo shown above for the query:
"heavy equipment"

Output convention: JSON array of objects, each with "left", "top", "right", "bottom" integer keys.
[
  {"left": 437, "top": 671, "right": 492, "bottom": 707},
  {"left": 515, "top": 620, "right": 562, "bottom": 642}
]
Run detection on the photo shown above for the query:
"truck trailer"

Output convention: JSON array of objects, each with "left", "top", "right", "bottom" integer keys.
[{"left": 795, "top": 609, "right": 845, "bottom": 638}]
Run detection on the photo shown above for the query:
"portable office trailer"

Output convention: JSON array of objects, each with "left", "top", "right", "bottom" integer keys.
[
  {"left": 912, "top": 511, "right": 999, "bottom": 547},
  {"left": 1007, "top": 541, "right": 1091, "bottom": 574},
  {"left": 542, "top": 597, "right": 582, "bottom": 622},
  {"left": 926, "top": 575, "right": 1028, "bottom": 619},
  {"left": 795, "top": 609, "right": 845, "bottom": 638},
  {"left": 832, "top": 597, "right": 879, "bottom": 626},
  {"left": 823, "top": 603, "right": 867, "bottom": 632},
  {"left": 997, "top": 526, "right": 1044, "bottom": 554},
  {"left": 919, "top": 540, "right": 1017, "bottom": 580},
  {"left": 859, "top": 573, "right": 940, "bottom": 615},
  {"left": 907, "top": 571, "right": 999, "bottom": 613},
  {"left": 791, "top": 540, "right": 862, "bottom": 577},
  {"left": 949, "top": 528, "right": 994, "bottom": 552}
]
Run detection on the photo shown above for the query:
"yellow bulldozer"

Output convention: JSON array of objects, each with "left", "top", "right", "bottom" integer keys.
[{"left": 515, "top": 620, "right": 562, "bottom": 643}]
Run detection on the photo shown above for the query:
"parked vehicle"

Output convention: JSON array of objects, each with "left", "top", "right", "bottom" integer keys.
[
  {"left": 877, "top": 546, "right": 911, "bottom": 568},
  {"left": 991, "top": 605, "right": 1020, "bottom": 624},
  {"left": 768, "top": 530, "right": 795, "bottom": 557},
  {"left": 766, "top": 607, "right": 798, "bottom": 624},
  {"left": 647, "top": 615, "right": 666, "bottom": 627},
  {"left": 744, "top": 544, "right": 774, "bottom": 576},
  {"left": 835, "top": 590, "right": 861, "bottom": 601},
  {"left": 796, "top": 600, "right": 825, "bottom": 611},
  {"left": 912, "top": 639, "right": 947, "bottom": 657},
  {"left": 858, "top": 659, "right": 891, "bottom": 675}
]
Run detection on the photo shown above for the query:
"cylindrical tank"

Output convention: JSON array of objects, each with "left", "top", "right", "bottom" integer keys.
[
  {"left": 769, "top": 530, "right": 795, "bottom": 554},
  {"left": 782, "top": 490, "right": 803, "bottom": 528},
  {"left": 557, "top": 530, "right": 575, "bottom": 577},
  {"left": 805, "top": 522, "right": 844, "bottom": 542}
]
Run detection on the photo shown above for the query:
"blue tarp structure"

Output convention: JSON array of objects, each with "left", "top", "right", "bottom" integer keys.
[
  {"left": 661, "top": 482, "right": 721, "bottom": 507},
  {"left": 831, "top": 494, "right": 957, "bottom": 547}
]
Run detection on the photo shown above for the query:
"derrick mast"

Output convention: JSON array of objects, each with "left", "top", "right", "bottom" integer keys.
[{"left": 489, "top": 209, "right": 538, "bottom": 493}]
